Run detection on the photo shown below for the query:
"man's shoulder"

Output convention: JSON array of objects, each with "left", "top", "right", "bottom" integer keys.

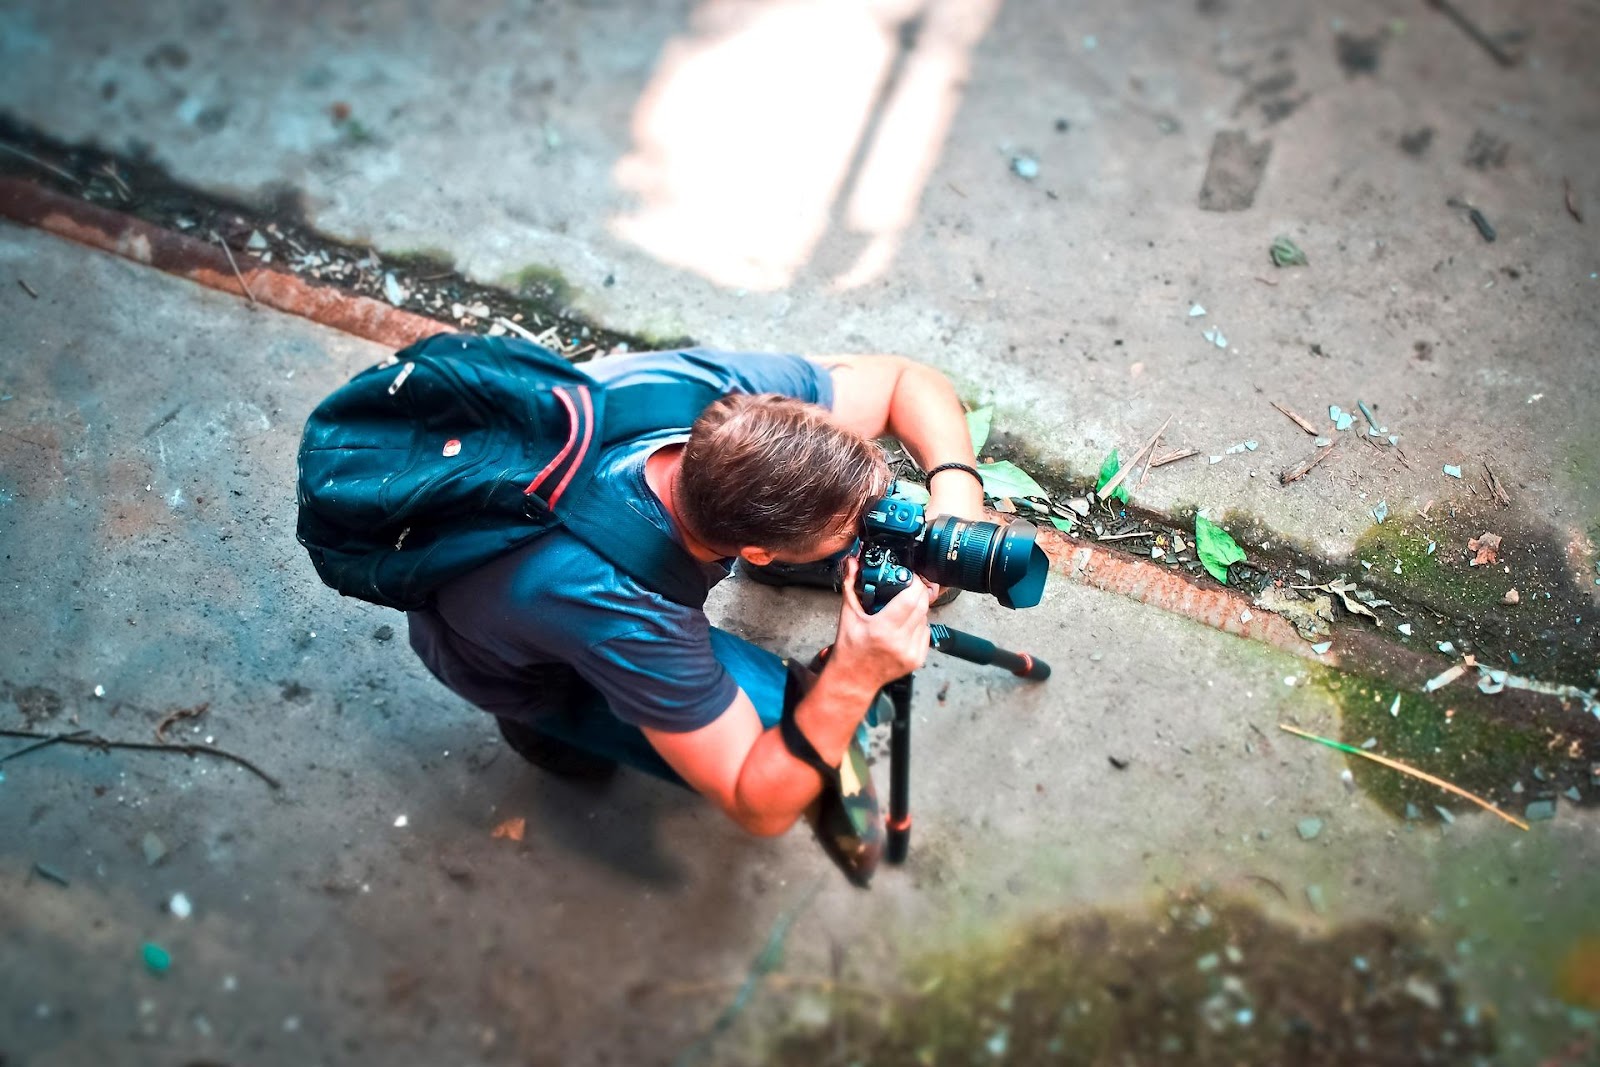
[{"left": 586, "top": 348, "right": 832, "bottom": 409}]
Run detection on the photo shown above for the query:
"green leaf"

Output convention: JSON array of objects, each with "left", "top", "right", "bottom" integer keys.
[
  {"left": 966, "top": 405, "right": 994, "bottom": 455},
  {"left": 894, "top": 480, "right": 931, "bottom": 505},
  {"left": 977, "top": 460, "right": 1047, "bottom": 500},
  {"left": 1049, "top": 516, "right": 1076, "bottom": 533},
  {"left": 1096, "top": 449, "right": 1130, "bottom": 503},
  {"left": 1195, "top": 514, "right": 1247, "bottom": 583},
  {"left": 1270, "top": 235, "right": 1309, "bottom": 267}
]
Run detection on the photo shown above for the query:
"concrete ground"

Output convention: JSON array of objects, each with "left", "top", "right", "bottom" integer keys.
[{"left": 1, "top": 1, "right": 1598, "bottom": 1065}]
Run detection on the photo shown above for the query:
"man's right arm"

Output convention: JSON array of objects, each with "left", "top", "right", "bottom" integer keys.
[{"left": 642, "top": 564, "right": 931, "bottom": 836}]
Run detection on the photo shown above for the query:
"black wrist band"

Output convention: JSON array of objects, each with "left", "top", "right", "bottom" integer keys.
[
  {"left": 925, "top": 462, "right": 984, "bottom": 488},
  {"left": 779, "top": 700, "right": 838, "bottom": 782}
]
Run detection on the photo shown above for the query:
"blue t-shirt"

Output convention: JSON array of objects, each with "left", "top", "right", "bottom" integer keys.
[{"left": 407, "top": 348, "right": 834, "bottom": 733}]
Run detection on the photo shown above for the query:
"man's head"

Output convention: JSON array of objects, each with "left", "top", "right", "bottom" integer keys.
[{"left": 676, "top": 392, "right": 890, "bottom": 564}]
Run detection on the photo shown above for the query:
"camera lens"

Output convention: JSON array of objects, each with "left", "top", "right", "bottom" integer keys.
[{"left": 916, "top": 516, "right": 1049, "bottom": 609}]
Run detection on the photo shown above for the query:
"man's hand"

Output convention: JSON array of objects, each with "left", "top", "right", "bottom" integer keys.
[{"left": 831, "top": 556, "right": 930, "bottom": 688}]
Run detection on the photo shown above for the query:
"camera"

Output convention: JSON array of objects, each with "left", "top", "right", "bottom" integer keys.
[{"left": 855, "top": 496, "right": 1049, "bottom": 613}]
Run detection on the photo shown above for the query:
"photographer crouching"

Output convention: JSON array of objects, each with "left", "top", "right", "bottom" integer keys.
[{"left": 304, "top": 343, "right": 1013, "bottom": 884}]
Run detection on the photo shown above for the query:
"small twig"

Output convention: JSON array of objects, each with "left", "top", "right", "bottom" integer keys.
[
  {"left": 17, "top": 278, "right": 39, "bottom": 299},
  {"left": 1271, "top": 402, "right": 1317, "bottom": 436},
  {"left": 493, "top": 316, "right": 541, "bottom": 343},
  {"left": 568, "top": 343, "right": 598, "bottom": 360},
  {"left": 210, "top": 231, "right": 258, "bottom": 307},
  {"left": 1243, "top": 873, "right": 1289, "bottom": 902},
  {"left": 1097, "top": 414, "right": 1174, "bottom": 501},
  {"left": 1484, "top": 462, "right": 1511, "bottom": 507},
  {"left": 1253, "top": 276, "right": 1279, "bottom": 287},
  {"left": 0, "top": 142, "right": 82, "bottom": 185},
  {"left": 1136, "top": 428, "right": 1164, "bottom": 492},
  {"left": 0, "top": 728, "right": 281, "bottom": 790},
  {"left": 946, "top": 182, "right": 967, "bottom": 199},
  {"left": 0, "top": 729, "right": 92, "bottom": 765},
  {"left": 97, "top": 161, "right": 132, "bottom": 200},
  {"left": 155, "top": 701, "right": 210, "bottom": 745},
  {"left": 1424, "top": 0, "right": 1519, "bottom": 67},
  {"left": 1278, "top": 443, "right": 1337, "bottom": 486},
  {"left": 32, "top": 862, "right": 71, "bottom": 888},
  {"left": 1565, "top": 178, "right": 1584, "bottom": 223},
  {"left": 1356, "top": 400, "right": 1380, "bottom": 433},
  {"left": 1279, "top": 723, "right": 1528, "bottom": 830},
  {"left": 1149, "top": 448, "right": 1199, "bottom": 468},
  {"left": 1097, "top": 530, "right": 1155, "bottom": 542}
]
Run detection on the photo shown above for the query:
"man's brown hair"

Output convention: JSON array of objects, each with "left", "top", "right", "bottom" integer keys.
[{"left": 677, "top": 393, "right": 890, "bottom": 554}]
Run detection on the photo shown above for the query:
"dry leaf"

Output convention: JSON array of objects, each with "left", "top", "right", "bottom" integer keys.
[
  {"left": 1467, "top": 532, "right": 1501, "bottom": 567},
  {"left": 491, "top": 817, "right": 526, "bottom": 842},
  {"left": 1323, "top": 578, "right": 1379, "bottom": 621}
]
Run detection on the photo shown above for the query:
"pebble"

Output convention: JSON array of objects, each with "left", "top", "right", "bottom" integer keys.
[
  {"left": 1405, "top": 976, "right": 1443, "bottom": 1010},
  {"left": 142, "top": 942, "right": 171, "bottom": 975},
  {"left": 1305, "top": 884, "right": 1327, "bottom": 914},
  {"left": 141, "top": 832, "right": 168, "bottom": 866},
  {"left": 382, "top": 272, "right": 408, "bottom": 307},
  {"left": 1010, "top": 155, "right": 1039, "bottom": 180},
  {"left": 1525, "top": 800, "right": 1556, "bottom": 821},
  {"left": 1297, "top": 817, "right": 1324, "bottom": 841},
  {"left": 169, "top": 892, "right": 192, "bottom": 919}
]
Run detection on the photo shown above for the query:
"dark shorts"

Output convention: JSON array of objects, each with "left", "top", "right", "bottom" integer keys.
[{"left": 494, "top": 627, "right": 794, "bottom": 785}]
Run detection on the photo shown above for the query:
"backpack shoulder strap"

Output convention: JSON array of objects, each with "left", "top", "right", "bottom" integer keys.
[
  {"left": 556, "top": 474, "right": 710, "bottom": 609},
  {"left": 598, "top": 379, "right": 720, "bottom": 445}
]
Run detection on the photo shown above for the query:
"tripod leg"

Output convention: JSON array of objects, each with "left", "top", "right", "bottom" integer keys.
[{"left": 884, "top": 673, "right": 914, "bottom": 864}]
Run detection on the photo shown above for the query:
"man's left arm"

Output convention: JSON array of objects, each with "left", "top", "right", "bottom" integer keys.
[{"left": 807, "top": 354, "right": 985, "bottom": 520}]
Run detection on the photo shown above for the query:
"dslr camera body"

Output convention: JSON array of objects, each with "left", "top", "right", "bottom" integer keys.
[{"left": 855, "top": 495, "right": 1049, "bottom": 613}]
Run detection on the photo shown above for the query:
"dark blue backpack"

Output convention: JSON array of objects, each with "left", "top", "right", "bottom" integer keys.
[{"left": 296, "top": 332, "right": 719, "bottom": 610}]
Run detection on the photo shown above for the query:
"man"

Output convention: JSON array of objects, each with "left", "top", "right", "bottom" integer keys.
[{"left": 406, "top": 347, "right": 985, "bottom": 879}]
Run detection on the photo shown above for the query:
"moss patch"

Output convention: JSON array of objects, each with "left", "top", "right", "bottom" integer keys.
[
  {"left": 1312, "top": 666, "right": 1595, "bottom": 822},
  {"left": 509, "top": 263, "right": 575, "bottom": 307},
  {"left": 759, "top": 895, "right": 1493, "bottom": 1066},
  {"left": 1352, "top": 506, "right": 1599, "bottom": 685},
  {"left": 388, "top": 246, "right": 457, "bottom": 273}
]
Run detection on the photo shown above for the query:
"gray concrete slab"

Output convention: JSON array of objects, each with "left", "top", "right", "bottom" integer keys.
[
  {"left": 2, "top": 0, "right": 1595, "bottom": 564},
  {"left": 4, "top": 0, "right": 1600, "bottom": 1061},
  {"left": 2, "top": 222, "right": 1597, "bottom": 1064}
]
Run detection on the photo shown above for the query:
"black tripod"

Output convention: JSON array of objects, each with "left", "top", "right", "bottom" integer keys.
[{"left": 879, "top": 623, "right": 1051, "bottom": 863}]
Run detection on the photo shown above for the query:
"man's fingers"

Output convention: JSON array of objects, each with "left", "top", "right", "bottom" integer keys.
[
  {"left": 878, "top": 579, "right": 926, "bottom": 616},
  {"left": 840, "top": 557, "right": 866, "bottom": 615}
]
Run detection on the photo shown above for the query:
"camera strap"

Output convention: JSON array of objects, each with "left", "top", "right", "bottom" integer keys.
[{"left": 779, "top": 660, "right": 840, "bottom": 783}]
